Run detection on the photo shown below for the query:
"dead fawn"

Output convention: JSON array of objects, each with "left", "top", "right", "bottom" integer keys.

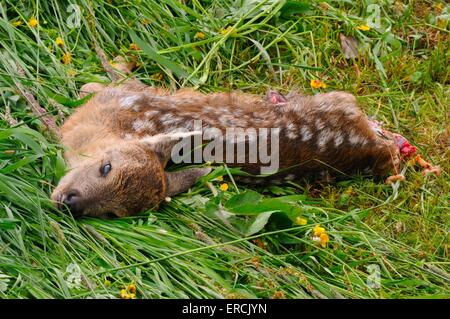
[{"left": 51, "top": 59, "right": 404, "bottom": 218}]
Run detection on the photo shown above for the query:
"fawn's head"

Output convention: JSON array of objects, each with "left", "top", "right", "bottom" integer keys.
[{"left": 51, "top": 132, "right": 209, "bottom": 218}]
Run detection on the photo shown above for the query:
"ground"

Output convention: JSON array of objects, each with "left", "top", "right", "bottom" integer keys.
[{"left": 0, "top": 0, "right": 448, "bottom": 298}]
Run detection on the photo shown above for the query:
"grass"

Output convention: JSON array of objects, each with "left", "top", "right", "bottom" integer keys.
[{"left": 0, "top": 0, "right": 448, "bottom": 299}]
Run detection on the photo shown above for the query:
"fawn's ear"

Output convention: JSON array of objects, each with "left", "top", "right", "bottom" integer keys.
[
  {"left": 110, "top": 55, "right": 136, "bottom": 75},
  {"left": 165, "top": 167, "right": 211, "bottom": 197},
  {"left": 141, "top": 131, "right": 202, "bottom": 166},
  {"left": 266, "top": 89, "right": 287, "bottom": 105},
  {"left": 79, "top": 83, "right": 107, "bottom": 98}
]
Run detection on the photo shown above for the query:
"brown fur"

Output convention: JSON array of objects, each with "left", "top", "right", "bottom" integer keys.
[{"left": 52, "top": 68, "right": 400, "bottom": 218}]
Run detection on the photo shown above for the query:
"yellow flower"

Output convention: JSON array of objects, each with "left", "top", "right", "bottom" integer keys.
[
  {"left": 295, "top": 217, "right": 308, "bottom": 225},
  {"left": 219, "top": 183, "right": 229, "bottom": 191},
  {"left": 345, "top": 186, "right": 353, "bottom": 195},
  {"left": 219, "top": 26, "right": 235, "bottom": 35},
  {"left": 62, "top": 51, "right": 72, "bottom": 65},
  {"left": 194, "top": 32, "right": 206, "bottom": 40},
  {"left": 120, "top": 289, "right": 128, "bottom": 299},
  {"left": 109, "top": 59, "right": 118, "bottom": 68},
  {"left": 436, "top": 18, "right": 447, "bottom": 29},
  {"left": 272, "top": 291, "right": 285, "bottom": 299},
  {"left": 310, "top": 79, "right": 327, "bottom": 89},
  {"left": 434, "top": 3, "right": 443, "bottom": 14},
  {"left": 313, "top": 224, "right": 326, "bottom": 236},
  {"left": 319, "top": 233, "right": 330, "bottom": 248},
  {"left": 28, "top": 17, "right": 38, "bottom": 28},
  {"left": 67, "top": 69, "right": 77, "bottom": 77},
  {"left": 356, "top": 24, "right": 370, "bottom": 31},
  {"left": 129, "top": 43, "right": 140, "bottom": 50},
  {"left": 127, "top": 284, "right": 136, "bottom": 294},
  {"left": 216, "top": 176, "right": 224, "bottom": 181},
  {"left": 12, "top": 20, "right": 23, "bottom": 27},
  {"left": 151, "top": 72, "right": 164, "bottom": 81},
  {"left": 120, "top": 284, "right": 137, "bottom": 299},
  {"left": 55, "top": 37, "right": 64, "bottom": 47}
]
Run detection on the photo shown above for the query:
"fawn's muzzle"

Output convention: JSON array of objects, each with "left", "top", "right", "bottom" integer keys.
[{"left": 55, "top": 189, "right": 83, "bottom": 217}]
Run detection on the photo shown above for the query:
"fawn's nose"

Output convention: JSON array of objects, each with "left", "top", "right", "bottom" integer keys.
[{"left": 58, "top": 190, "right": 83, "bottom": 216}]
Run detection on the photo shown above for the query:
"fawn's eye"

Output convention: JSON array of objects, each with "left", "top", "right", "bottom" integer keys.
[{"left": 100, "top": 163, "right": 112, "bottom": 177}]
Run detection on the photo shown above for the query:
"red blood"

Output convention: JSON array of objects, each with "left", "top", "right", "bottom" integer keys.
[
  {"left": 394, "top": 134, "right": 417, "bottom": 157},
  {"left": 271, "top": 95, "right": 279, "bottom": 104},
  {"left": 267, "top": 90, "right": 287, "bottom": 105}
]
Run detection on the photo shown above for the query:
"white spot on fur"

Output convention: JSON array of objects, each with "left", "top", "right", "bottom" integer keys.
[
  {"left": 160, "top": 113, "right": 183, "bottom": 128},
  {"left": 120, "top": 95, "right": 140, "bottom": 109},
  {"left": 317, "top": 129, "right": 334, "bottom": 152},
  {"left": 334, "top": 133, "right": 344, "bottom": 147},
  {"left": 132, "top": 119, "right": 155, "bottom": 132},
  {"left": 144, "top": 110, "right": 159, "bottom": 118},
  {"left": 286, "top": 123, "right": 297, "bottom": 139},
  {"left": 160, "top": 113, "right": 173, "bottom": 122},
  {"left": 300, "top": 126, "right": 313, "bottom": 142},
  {"left": 343, "top": 104, "right": 359, "bottom": 118},
  {"left": 315, "top": 119, "right": 325, "bottom": 131},
  {"left": 123, "top": 133, "right": 134, "bottom": 140},
  {"left": 181, "top": 120, "right": 194, "bottom": 130},
  {"left": 349, "top": 133, "right": 365, "bottom": 145}
]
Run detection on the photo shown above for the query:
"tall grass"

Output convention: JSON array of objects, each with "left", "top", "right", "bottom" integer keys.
[{"left": 0, "top": 0, "right": 448, "bottom": 298}]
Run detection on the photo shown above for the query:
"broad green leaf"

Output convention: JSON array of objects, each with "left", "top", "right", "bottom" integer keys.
[
  {"left": 244, "top": 211, "right": 274, "bottom": 236},
  {"left": 279, "top": 1, "right": 310, "bottom": 20},
  {"left": 224, "top": 190, "right": 263, "bottom": 213}
]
